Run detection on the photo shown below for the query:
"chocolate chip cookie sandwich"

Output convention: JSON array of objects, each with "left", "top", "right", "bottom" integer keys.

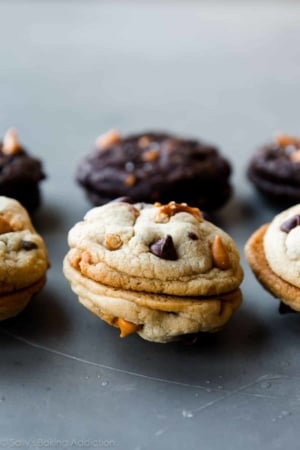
[
  {"left": 0, "top": 128, "right": 46, "bottom": 213},
  {"left": 63, "top": 199, "right": 243, "bottom": 343},
  {"left": 247, "top": 133, "right": 300, "bottom": 205},
  {"left": 245, "top": 203, "right": 300, "bottom": 312},
  {"left": 0, "top": 196, "right": 49, "bottom": 321},
  {"left": 75, "top": 129, "right": 233, "bottom": 212}
]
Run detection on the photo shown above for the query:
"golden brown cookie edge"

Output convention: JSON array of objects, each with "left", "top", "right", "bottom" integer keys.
[{"left": 0, "top": 275, "right": 47, "bottom": 321}]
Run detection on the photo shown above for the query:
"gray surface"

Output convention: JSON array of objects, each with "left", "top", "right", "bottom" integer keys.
[{"left": 1, "top": 1, "right": 300, "bottom": 449}]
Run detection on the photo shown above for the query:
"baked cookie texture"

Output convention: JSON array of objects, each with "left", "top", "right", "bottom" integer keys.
[
  {"left": 0, "top": 196, "right": 49, "bottom": 321},
  {"left": 0, "top": 128, "right": 46, "bottom": 213},
  {"left": 75, "top": 130, "right": 232, "bottom": 212},
  {"left": 247, "top": 133, "right": 300, "bottom": 205},
  {"left": 245, "top": 204, "right": 300, "bottom": 312},
  {"left": 63, "top": 199, "right": 244, "bottom": 343}
]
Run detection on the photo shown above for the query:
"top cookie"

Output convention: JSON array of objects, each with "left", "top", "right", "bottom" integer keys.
[
  {"left": 75, "top": 130, "right": 232, "bottom": 211},
  {"left": 0, "top": 196, "right": 49, "bottom": 293},
  {"left": 0, "top": 128, "right": 46, "bottom": 213},
  {"left": 67, "top": 200, "right": 243, "bottom": 296},
  {"left": 247, "top": 133, "right": 300, "bottom": 205}
]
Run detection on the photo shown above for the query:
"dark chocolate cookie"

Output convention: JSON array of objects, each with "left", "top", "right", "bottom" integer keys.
[
  {"left": 0, "top": 129, "right": 46, "bottom": 213},
  {"left": 75, "top": 130, "right": 232, "bottom": 211},
  {"left": 247, "top": 134, "right": 300, "bottom": 205}
]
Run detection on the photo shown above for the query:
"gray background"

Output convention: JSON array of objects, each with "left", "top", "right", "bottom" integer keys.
[{"left": 1, "top": 1, "right": 300, "bottom": 449}]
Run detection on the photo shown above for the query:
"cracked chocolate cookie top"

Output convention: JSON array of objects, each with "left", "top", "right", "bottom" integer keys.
[{"left": 75, "top": 130, "right": 232, "bottom": 212}]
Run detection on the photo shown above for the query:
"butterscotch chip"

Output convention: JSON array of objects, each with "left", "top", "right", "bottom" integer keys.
[
  {"left": 2, "top": 128, "right": 22, "bottom": 155},
  {"left": 154, "top": 201, "right": 202, "bottom": 223},
  {"left": 96, "top": 129, "right": 121, "bottom": 150},
  {"left": 125, "top": 174, "right": 136, "bottom": 186},
  {"left": 104, "top": 233, "right": 123, "bottom": 250},
  {"left": 114, "top": 317, "right": 142, "bottom": 338},
  {"left": 81, "top": 251, "right": 92, "bottom": 264},
  {"left": 138, "top": 136, "right": 151, "bottom": 148},
  {"left": 275, "top": 133, "right": 300, "bottom": 148},
  {"left": 142, "top": 149, "right": 159, "bottom": 162},
  {"left": 211, "top": 235, "right": 231, "bottom": 270}
]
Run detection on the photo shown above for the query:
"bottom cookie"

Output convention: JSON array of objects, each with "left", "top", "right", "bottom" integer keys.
[
  {"left": 0, "top": 276, "right": 47, "bottom": 321},
  {"left": 245, "top": 224, "right": 300, "bottom": 311},
  {"left": 63, "top": 257, "right": 242, "bottom": 343}
]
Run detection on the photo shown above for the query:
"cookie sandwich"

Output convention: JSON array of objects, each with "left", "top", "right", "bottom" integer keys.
[
  {"left": 245, "top": 203, "right": 300, "bottom": 312},
  {"left": 0, "top": 196, "right": 49, "bottom": 321},
  {"left": 0, "top": 128, "right": 46, "bottom": 213},
  {"left": 75, "top": 129, "right": 232, "bottom": 212},
  {"left": 63, "top": 199, "right": 243, "bottom": 343},
  {"left": 247, "top": 133, "right": 300, "bottom": 205}
]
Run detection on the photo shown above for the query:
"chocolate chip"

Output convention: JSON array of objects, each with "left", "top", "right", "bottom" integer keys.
[
  {"left": 150, "top": 235, "right": 178, "bottom": 260},
  {"left": 188, "top": 231, "right": 198, "bottom": 240},
  {"left": 125, "top": 161, "right": 135, "bottom": 172},
  {"left": 280, "top": 214, "right": 300, "bottom": 233},
  {"left": 21, "top": 240, "right": 38, "bottom": 250}
]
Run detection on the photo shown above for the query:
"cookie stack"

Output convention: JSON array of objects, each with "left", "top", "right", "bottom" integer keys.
[
  {"left": 0, "top": 196, "right": 49, "bottom": 321},
  {"left": 245, "top": 203, "right": 300, "bottom": 312},
  {"left": 63, "top": 199, "right": 244, "bottom": 343}
]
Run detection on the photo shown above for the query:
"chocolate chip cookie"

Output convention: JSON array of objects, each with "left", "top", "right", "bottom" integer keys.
[
  {"left": 0, "top": 128, "right": 46, "bottom": 213},
  {"left": 63, "top": 199, "right": 243, "bottom": 343},
  {"left": 245, "top": 203, "right": 300, "bottom": 312},
  {"left": 0, "top": 196, "right": 49, "bottom": 320},
  {"left": 75, "top": 130, "right": 232, "bottom": 212},
  {"left": 247, "top": 133, "right": 300, "bottom": 205}
]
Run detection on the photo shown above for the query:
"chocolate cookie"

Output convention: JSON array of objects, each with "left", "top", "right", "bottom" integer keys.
[
  {"left": 75, "top": 130, "right": 232, "bottom": 212},
  {"left": 63, "top": 199, "right": 243, "bottom": 343},
  {"left": 0, "top": 128, "right": 46, "bottom": 213},
  {"left": 247, "top": 133, "right": 300, "bottom": 205}
]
